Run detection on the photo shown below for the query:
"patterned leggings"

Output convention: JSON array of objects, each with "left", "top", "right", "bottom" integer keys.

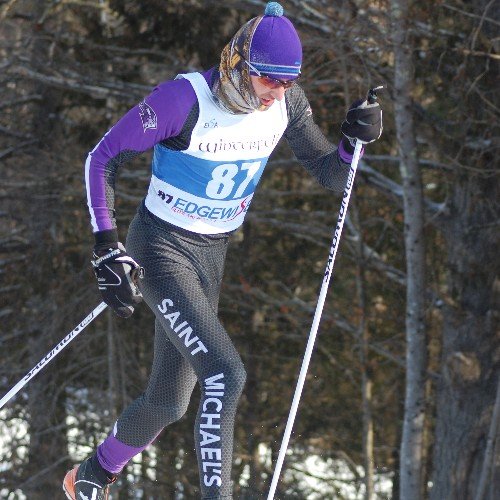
[{"left": 97, "top": 203, "right": 245, "bottom": 499}]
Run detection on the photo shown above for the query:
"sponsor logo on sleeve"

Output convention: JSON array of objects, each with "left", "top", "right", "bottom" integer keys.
[{"left": 138, "top": 101, "right": 158, "bottom": 132}]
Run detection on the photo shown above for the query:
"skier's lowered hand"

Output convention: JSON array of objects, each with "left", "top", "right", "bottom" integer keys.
[{"left": 92, "top": 242, "right": 144, "bottom": 318}]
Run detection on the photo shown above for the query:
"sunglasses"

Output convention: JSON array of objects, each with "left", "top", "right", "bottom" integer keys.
[
  {"left": 235, "top": 49, "right": 299, "bottom": 89},
  {"left": 257, "top": 74, "right": 296, "bottom": 90}
]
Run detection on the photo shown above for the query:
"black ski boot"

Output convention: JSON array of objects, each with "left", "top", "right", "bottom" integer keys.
[{"left": 63, "top": 454, "right": 116, "bottom": 500}]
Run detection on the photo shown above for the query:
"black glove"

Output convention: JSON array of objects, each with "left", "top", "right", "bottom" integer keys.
[
  {"left": 341, "top": 98, "right": 383, "bottom": 144},
  {"left": 91, "top": 242, "right": 144, "bottom": 318}
]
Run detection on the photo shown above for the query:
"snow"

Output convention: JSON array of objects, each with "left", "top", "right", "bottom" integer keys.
[
  {"left": 0, "top": 409, "right": 28, "bottom": 500},
  {"left": 1, "top": 408, "right": 393, "bottom": 499}
]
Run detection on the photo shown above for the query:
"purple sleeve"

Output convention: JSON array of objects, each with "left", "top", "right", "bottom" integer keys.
[{"left": 85, "top": 76, "right": 200, "bottom": 234}]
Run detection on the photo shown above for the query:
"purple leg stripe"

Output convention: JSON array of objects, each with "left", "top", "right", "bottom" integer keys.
[{"left": 97, "top": 433, "right": 149, "bottom": 474}]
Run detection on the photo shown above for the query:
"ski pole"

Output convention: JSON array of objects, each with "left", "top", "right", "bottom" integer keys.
[
  {"left": 0, "top": 301, "right": 108, "bottom": 410},
  {"left": 267, "top": 87, "right": 383, "bottom": 499}
]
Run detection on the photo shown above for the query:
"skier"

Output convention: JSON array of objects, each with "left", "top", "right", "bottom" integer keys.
[{"left": 63, "top": 2, "right": 382, "bottom": 499}]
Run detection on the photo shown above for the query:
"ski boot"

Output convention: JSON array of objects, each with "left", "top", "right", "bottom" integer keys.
[{"left": 63, "top": 454, "right": 116, "bottom": 500}]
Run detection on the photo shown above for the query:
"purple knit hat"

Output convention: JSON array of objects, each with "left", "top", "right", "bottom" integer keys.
[{"left": 248, "top": 2, "right": 302, "bottom": 80}]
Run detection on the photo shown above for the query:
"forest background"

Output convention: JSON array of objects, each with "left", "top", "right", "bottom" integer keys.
[{"left": 0, "top": 0, "right": 498, "bottom": 499}]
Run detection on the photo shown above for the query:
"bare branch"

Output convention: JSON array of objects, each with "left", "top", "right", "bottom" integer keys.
[
  {"left": 0, "top": 0, "right": 20, "bottom": 20},
  {"left": 0, "top": 139, "right": 38, "bottom": 161},
  {"left": 8, "top": 65, "right": 151, "bottom": 101},
  {"left": 441, "top": 3, "right": 500, "bottom": 27},
  {"left": 359, "top": 161, "right": 447, "bottom": 220},
  {"left": 364, "top": 154, "right": 453, "bottom": 171},
  {"left": 0, "top": 95, "right": 42, "bottom": 110},
  {"left": 0, "top": 308, "right": 13, "bottom": 318},
  {"left": 452, "top": 48, "right": 500, "bottom": 61},
  {"left": 0, "top": 124, "right": 33, "bottom": 140}
]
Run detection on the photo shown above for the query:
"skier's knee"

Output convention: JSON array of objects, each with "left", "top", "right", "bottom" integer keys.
[
  {"left": 162, "top": 403, "right": 189, "bottom": 423},
  {"left": 203, "top": 359, "right": 246, "bottom": 404},
  {"left": 227, "top": 361, "right": 246, "bottom": 399},
  {"left": 143, "top": 394, "right": 190, "bottom": 425}
]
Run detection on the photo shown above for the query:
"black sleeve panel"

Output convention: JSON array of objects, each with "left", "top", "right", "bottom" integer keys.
[
  {"left": 102, "top": 150, "right": 142, "bottom": 234},
  {"left": 284, "top": 84, "right": 350, "bottom": 193},
  {"left": 159, "top": 103, "right": 200, "bottom": 151}
]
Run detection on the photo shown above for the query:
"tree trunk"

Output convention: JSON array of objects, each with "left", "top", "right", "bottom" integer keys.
[
  {"left": 391, "top": 0, "right": 428, "bottom": 498},
  {"left": 352, "top": 201, "right": 375, "bottom": 500},
  {"left": 14, "top": 1, "right": 71, "bottom": 497},
  {"left": 430, "top": 171, "right": 499, "bottom": 500},
  {"left": 25, "top": 306, "right": 69, "bottom": 499},
  {"left": 475, "top": 379, "right": 500, "bottom": 500}
]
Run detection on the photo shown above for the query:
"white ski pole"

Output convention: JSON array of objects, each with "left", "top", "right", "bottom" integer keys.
[
  {"left": 0, "top": 301, "right": 108, "bottom": 410},
  {"left": 267, "top": 87, "right": 383, "bottom": 499}
]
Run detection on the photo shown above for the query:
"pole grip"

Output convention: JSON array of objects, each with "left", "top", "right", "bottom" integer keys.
[{"left": 367, "top": 85, "right": 384, "bottom": 104}]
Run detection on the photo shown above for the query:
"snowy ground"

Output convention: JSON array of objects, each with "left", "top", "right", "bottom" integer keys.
[{"left": 1, "top": 409, "right": 393, "bottom": 499}]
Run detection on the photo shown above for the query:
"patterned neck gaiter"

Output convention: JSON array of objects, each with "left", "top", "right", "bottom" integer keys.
[{"left": 212, "top": 17, "right": 269, "bottom": 115}]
